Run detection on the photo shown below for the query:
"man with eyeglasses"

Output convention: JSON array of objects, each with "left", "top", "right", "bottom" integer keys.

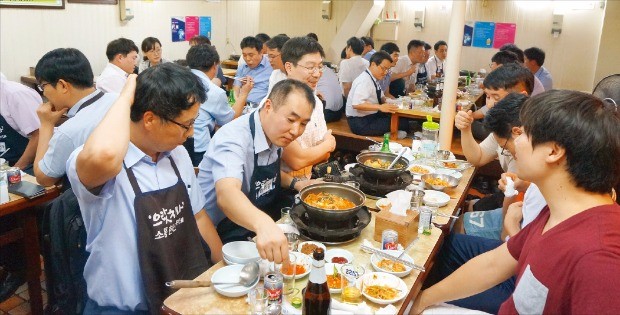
[
  {"left": 67, "top": 64, "right": 223, "bottom": 313},
  {"left": 233, "top": 36, "right": 273, "bottom": 111},
  {"left": 33, "top": 48, "right": 119, "bottom": 187},
  {"left": 346, "top": 51, "right": 410, "bottom": 136},
  {"left": 280, "top": 36, "right": 335, "bottom": 181},
  {"left": 198, "top": 80, "right": 316, "bottom": 264},
  {"left": 264, "top": 35, "right": 290, "bottom": 96}
]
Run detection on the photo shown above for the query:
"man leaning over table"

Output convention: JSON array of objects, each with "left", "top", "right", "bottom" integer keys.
[
  {"left": 68, "top": 64, "right": 223, "bottom": 313},
  {"left": 280, "top": 37, "right": 336, "bottom": 182},
  {"left": 233, "top": 36, "right": 273, "bottom": 110},
  {"left": 345, "top": 51, "right": 409, "bottom": 137},
  {"left": 412, "top": 90, "right": 620, "bottom": 315},
  {"left": 197, "top": 80, "right": 316, "bottom": 263},
  {"left": 96, "top": 38, "right": 139, "bottom": 94},
  {"left": 33, "top": 48, "right": 119, "bottom": 187}
]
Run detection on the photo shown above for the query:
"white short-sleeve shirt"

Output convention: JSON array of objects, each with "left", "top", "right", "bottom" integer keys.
[
  {"left": 345, "top": 70, "right": 383, "bottom": 117},
  {"left": 338, "top": 56, "right": 369, "bottom": 84},
  {"left": 478, "top": 134, "right": 517, "bottom": 173}
]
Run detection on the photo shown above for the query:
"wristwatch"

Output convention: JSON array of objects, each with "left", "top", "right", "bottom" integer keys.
[{"left": 289, "top": 178, "right": 299, "bottom": 190}]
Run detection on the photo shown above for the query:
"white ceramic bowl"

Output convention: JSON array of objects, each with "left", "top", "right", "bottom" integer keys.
[
  {"left": 437, "top": 159, "right": 471, "bottom": 171},
  {"left": 423, "top": 190, "right": 450, "bottom": 207},
  {"left": 360, "top": 272, "right": 407, "bottom": 305},
  {"left": 222, "top": 241, "right": 260, "bottom": 265},
  {"left": 433, "top": 168, "right": 463, "bottom": 181},
  {"left": 281, "top": 253, "right": 311, "bottom": 280},
  {"left": 211, "top": 264, "right": 260, "bottom": 297},
  {"left": 325, "top": 248, "right": 354, "bottom": 265},
  {"left": 324, "top": 262, "right": 344, "bottom": 294},
  {"left": 408, "top": 163, "right": 435, "bottom": 176},
  {"left": 370, "top": 250, "right": 414, "bottom": 278},
  {"left": 297, "top": 241, "right": 327, "bottom": 256},
  {"left": 375, "top": 198, "right": 391, "bottom": 212}
]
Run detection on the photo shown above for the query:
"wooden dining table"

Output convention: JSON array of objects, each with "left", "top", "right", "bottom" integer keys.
[
  {"left": 0, "top": 174, "right": 60, "bottom": 314},
  {"left": 162, "top": 166, "right": 476, "bottom": 315}
]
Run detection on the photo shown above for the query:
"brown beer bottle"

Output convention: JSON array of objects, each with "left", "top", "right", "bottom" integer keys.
[{"left": 302, "top": 248, "right": 330, "bottom": 315}]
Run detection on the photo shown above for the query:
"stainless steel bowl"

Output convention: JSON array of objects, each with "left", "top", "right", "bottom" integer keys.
[
  {"left": 436, "top": 150, "right": 452, "bottom": 160},
  {"left": 421, "top": 173, "right": 459, "bottom": 191},
  {"left": 356, "top": 151, "right": 409, "bottom": 180},
  {"left": 299, "top": 183, "right": 366, "bottom": 222}
]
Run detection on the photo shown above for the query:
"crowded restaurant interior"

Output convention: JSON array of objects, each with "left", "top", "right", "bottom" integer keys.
[{"left": 1, "top": 0, "right": 619, "bottom": 314}]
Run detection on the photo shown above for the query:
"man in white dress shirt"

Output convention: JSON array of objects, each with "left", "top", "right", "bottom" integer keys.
[
  {"left": 390, "top": 39, "right": 426, "bottom": 97},
  {"left": 339, "top": 37, "right": 369, "bottom": 98},
  {"left": 96, "top": 38, "right": 139, "bottom": 93}
]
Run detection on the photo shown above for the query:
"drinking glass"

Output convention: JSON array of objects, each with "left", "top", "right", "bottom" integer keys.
[
  {"left": 248, "top": 285, "right": 268, "bottom": 315},
  {"left": 276, "top": 252, "right": 299, "bottom": 296},
  {"left": 281, "top": 207, "right": 299, "bottom": 251},
  {"left": 340, "top": 264, "right": 365, "bottom": 304}
]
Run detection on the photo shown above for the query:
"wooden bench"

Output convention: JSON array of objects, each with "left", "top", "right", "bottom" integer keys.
[{"left": 327, "top": 117, "right": 464, "bottom": 157}]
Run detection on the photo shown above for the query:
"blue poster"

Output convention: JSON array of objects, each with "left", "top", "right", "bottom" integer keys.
[
  {"left": 171, "top": 17, "right": 186, "bottom": 42},
  {"left": 463, "top": 22, "right": 474, "bottom": 46},
  {"left": 473, "top": 21, "right": 495, "bottom": 48},
  {"left": 199, "top": 16, "right": 212, "bottom": 39}
]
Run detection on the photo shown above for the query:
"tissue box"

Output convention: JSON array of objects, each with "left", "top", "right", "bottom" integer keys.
[{"left": 374, "top": 208, "right": 419, "bottom": 246}]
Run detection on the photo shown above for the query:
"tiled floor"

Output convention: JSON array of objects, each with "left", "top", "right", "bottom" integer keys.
[{"left": 0, "top": 258, "right": 47, "bottom": 315}]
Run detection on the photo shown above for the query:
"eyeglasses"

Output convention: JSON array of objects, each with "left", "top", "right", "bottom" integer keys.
[
  {"left": 500, "top": 138, "right": 511, "bottom": 156},
  {"left": 166, "top": 117, "right": 196, "bottom": 132},
  {"left": 36, "top": 82, "right": 51, "bottom": 92},
  {"left": 378, "top": 65, "right": 390, "bottom": 73},
  {"left": 147, "top": 48, "right": 162, "bottom": 54},
  {"left": 267, "top": 53, "right": 281, "bottom": 60},
  {"left": 296, "top": 64, "right": 324, "bottom": 74}
]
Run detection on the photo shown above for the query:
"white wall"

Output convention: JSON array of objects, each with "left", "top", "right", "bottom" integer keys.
[
  {"left": 594, "top": 0, "right": 620, "bottom": 86},
  {"left": 0, "top": 0, "right": 260, "bottom": 82}
]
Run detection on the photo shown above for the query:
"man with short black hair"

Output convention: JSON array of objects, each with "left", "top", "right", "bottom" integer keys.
[
  {"left": 234, "top": 36, "right": 273, "bottom": 108},
  {"left": 391, "top": 39, "right": 426, "bottom": 97},
  {"left": 255, "top": 33, "right": 271, "bottom": 54},
  {"left": 523, "top": 47, "right": 553, "bottom": 91},
  {"left": 414, "top": 90, "right": 620, "bottom": 315},
  {"left": 427, "top": 40, "right": 447, "bottom": 80},
  {"left": 378, "top": 42, "right": 400, "bottom": 99},
  {"left": 198, "top": 80, "right": 317, "bottom": 263},
  {"left": 186, "top": 44, "right": 250, "bottom": 165},
  {"left": 265, "top": 34, "right": 290, "bottom": 95},
  {"left": 71, "top": 64, "right": 223, "bottom": 313},
  {"left": 361, "top": 36, "right": 376, "bottom": 61},
  {"left": 339, "top": 37, "right": 369, "bottom": 97},
  {"left": 33, "top": 48, "right": 119, "bottom": 187},
  {"left": 97, "top": 38, "right": 139, "bottom": 93},
  {"left": 498, "top": 44, "right": 545, "bottom": 95}
]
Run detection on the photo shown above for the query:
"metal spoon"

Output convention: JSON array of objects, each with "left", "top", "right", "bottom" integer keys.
[
  {"left": 388, "top": 148, "right": 407, "bottom": 169},
  {"left": 165, "top": 261, "right": 259, "bottom": 289},
  {"left": 365, "top": 137, "right": 382, "bottom": 145}
]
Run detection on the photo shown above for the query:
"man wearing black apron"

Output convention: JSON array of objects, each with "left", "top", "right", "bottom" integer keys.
[
  {"left": 346, "top": 52, "right": 410, "bottom": 136},
  {"left": 67, "top": 65, "right": 223, "bottom": 313},
  {"left": 390, "top": 39, "right": 426, "bottom": 97},
  {"left": 198, "top": 79, "right": 316, "bottom": 264},
  {"left": 0, "top": 74, "right": 41, "bottom": 173}
]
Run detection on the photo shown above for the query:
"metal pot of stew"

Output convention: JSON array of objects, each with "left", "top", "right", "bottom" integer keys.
[
  {"left": 356, "top": 151, "right": 409, "bottom": 180},
  {"left": 299, "top": 183, "right": 366, "bottom": 222}
]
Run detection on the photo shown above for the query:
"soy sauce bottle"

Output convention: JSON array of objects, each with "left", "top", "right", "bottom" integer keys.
[{"left": 302, "top": 248, "right": 330, "bottom": 315}]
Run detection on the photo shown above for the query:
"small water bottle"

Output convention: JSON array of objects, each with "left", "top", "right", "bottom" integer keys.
[{"left": 421, "top": 116, "right": 439, "bottom": 159}]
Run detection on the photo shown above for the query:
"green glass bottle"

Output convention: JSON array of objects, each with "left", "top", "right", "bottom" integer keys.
[
  {"left": 228, "top": 90, "right": 235, "bottom": 107},
  {"left": 380, "top": 133, "right": 391, "bottom": 152}
]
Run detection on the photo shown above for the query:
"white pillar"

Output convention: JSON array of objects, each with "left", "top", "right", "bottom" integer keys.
[{"left": 438, "top": 0, "right": 466, "bottom": 150}]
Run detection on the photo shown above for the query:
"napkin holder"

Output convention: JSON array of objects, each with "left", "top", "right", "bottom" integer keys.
[{"left": 374, "top": 208, "right": 419, "bottom": 246}]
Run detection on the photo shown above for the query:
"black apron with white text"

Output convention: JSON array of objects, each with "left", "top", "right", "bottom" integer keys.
[
  {"left": 216, "top": 111, "right": 281, "bottom": 244},
  {"left": 125, "top": 157, "right": 208, "bottom": 314},
  {"left": 0, "top": 114, "right": 28, "bottom": 166},
  {"left": 366, "top": 70, "right": 383, "bottom": 105},
  {"left": 416, "top": 64, "right": 429, "bottom": 86}
]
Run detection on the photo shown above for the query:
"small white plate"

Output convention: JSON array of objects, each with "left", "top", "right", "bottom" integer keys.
[
  {"left": 437, "top": 159, "right": 471, "bottom": 171},
  {"left": 360, "top": 272, "right": 407, "bottom": 305},
  {"left": 325, "top": 248, "right": 354, "bottom": 265},
  {"left": 325, "top": 263, "right": 344, "bottom": 294},
  {"left": 211, "top": 264, "right": 259, "bottom": 297},
  {"left": 370, "top": 250, "right": 415, "bottom": 278},
  {"left": 297, "top": 241, "right": 327, "bottom": 256},
  {"left": 408, "top": 164, "right": 435, "bottom": 176},
  {"left": 281, "top": 253, "right": 311, "bottom": 280},
  {"left": 423, "top": 190, "right": 450, "bottom": 207}
]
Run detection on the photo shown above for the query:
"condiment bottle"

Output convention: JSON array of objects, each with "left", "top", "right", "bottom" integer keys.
[
  {"left": 421, "top": 116, "right": 440, "bottom": 159},
  {"left": 380, "top": 132, "right": 391, "bottom": 153},
  {"left": 302, "top": 248, "right": 330, "bottom": 315}
]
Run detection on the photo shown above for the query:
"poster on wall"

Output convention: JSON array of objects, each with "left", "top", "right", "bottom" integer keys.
[
  {"left": 493, "top": 23, "right": 517, "bottom": 48},
  {"left": 171, "top": 17, "right": 186, "bottom": 42},
  {"left": 185, "top": 16, "right": 199, "bottom": 41},
  {"left": 472, "top": 21, "right": 495, "bottom": 48},
  {"left": 199, "top": 16, "right": 212, "bottom": 39},
  {"left": 463, "top": 21, "right": 474, "bottom": 46}
]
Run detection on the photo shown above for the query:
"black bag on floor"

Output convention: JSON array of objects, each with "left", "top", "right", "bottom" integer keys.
[{"left": 40, "top": 188, "right": 89, "bottom": 314}]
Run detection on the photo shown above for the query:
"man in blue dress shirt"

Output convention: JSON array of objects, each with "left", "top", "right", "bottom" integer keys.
[
  {"left": 524, "top": 47, "right": 553, "bottom": 91},
  {"left": 198, "top": 80, "right": 315, "bottom": 264},
  {"left": 68, "top": 64, "right": 223, "bottom": 313},
  {"left": 233, "top": 36, "right": 273, "bottom": 108}
]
